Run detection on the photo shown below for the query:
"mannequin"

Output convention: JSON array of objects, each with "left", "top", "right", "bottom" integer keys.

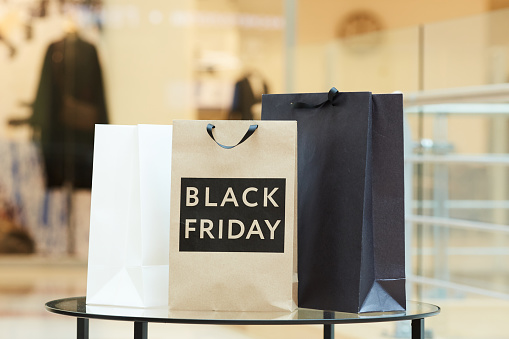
[
  {"left": 30, "top": 24, "right": 108, "bottom": 189},
  {"left": 229, "top": 70, "right": 269, "bottom": 120}
]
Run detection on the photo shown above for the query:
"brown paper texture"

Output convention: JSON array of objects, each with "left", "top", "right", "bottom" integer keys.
[{"left": 169, "top": 120, "right": 297, "bottom": 312}]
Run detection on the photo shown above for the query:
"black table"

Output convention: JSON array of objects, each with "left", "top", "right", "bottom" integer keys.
[{"left": 45, "top": 297, "right": 440, "bottom": 339}]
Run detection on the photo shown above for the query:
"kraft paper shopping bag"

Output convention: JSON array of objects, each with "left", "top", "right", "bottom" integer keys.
[
  {"left": 168, "top": 120, "right": 297, "bottom": 312},
  {"left": 262, "top": 88, "right": 406, "bottom": 313},
  {"left": 86, "top": 124, "right": 172, "bottom": 308}
]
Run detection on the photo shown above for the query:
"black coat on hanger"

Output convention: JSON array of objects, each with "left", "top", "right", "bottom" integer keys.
[
  {"left": 30, "top": 35, "right": 109, "bottom": 189},
  {"left": 229, "top": 75, "right": 268, "bottom": 120}
]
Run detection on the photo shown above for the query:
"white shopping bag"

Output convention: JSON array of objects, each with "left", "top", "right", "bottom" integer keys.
[{"left": 86, "top": 124, "right": 172, "bottom": 308}]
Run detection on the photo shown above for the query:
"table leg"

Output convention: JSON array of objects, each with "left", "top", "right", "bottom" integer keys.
[
  {"left": 134, "top": 321, "right": 148, "bottom": 339},
  {"left": 77, "top": 318, "right": 89, "bottom": 339},
  {"left": 324, "top": 324, "right": 334, "bottom": 339},
  {"left": 411, "top": 318, "right": 424, "bottom": 339}
]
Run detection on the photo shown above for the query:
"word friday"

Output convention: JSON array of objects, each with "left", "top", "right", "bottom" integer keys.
[{"left": 183, "top": 218, "right": 281, "bottom": 240}]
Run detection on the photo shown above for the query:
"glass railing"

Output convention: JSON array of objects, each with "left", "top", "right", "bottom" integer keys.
[{"left": 404, "top": 84, "right": 509, "bottom": 339}]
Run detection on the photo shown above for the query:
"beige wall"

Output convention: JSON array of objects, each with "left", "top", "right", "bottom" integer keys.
[
  {"left": 297, "top": 0, "right": 488, "bottom": 44},
  {"left": 100, "top": 0, "right": 196, "bottom": 125},
  {"left": 292, "top": 1, "right": 508, "bottom": 94}
]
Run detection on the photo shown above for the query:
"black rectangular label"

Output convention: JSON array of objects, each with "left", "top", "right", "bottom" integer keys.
[{"left": 179, "top": 178, "right": 286, "bottom": 253}]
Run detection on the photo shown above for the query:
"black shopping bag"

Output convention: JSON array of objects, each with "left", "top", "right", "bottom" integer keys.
[{"left": 261, "top": 88, "right": 406, "bottom": 313}]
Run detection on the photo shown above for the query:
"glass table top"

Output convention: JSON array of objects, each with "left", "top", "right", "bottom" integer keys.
[{"left": 46, "top": 297, "right": 440, "bottom": 325}]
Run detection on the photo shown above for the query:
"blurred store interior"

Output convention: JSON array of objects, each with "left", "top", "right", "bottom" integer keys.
[{"left": 1, "top": 0, "right": 509, "bottom": 338}]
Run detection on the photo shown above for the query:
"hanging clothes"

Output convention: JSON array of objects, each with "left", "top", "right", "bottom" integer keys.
[
  {"left": 229, "top": 72, "right": 269, "bottom": 120},
  {"left": 30, "top": 34, "right": 109, "bottom": 189}
]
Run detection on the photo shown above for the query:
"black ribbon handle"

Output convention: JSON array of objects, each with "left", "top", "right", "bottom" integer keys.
[
  {"left": 291, "top": 87, "right": 339, "bottom": 108},
  {"left": 206, "top": 123, "right": 258, "bottom": 149}
]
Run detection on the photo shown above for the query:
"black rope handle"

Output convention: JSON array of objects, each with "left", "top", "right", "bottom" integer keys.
[
  {"left": 206, "top": 123, "right": 258, "bottom": 149},
  {"left": 290, "top": 87, "right": 339, "bottom": 108}
]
